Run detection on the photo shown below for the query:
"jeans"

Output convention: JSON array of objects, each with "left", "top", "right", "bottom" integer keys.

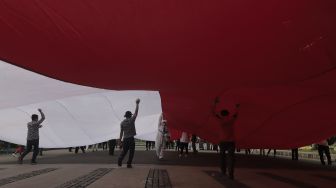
[
  {"left": 118, "top": 137, "right": 135, "bottom": 165},
  {"left": 21, "top": 139, "right": 39, "bottom": 162}
]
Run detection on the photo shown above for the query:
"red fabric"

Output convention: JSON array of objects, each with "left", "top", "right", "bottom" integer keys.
[{"left": 1, "top": 0, "right": 336, "bottom": 148}]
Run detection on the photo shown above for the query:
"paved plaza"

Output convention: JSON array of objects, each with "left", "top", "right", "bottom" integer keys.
[{"left": 0, "top": 149, "right": 335, "bottom": 188}]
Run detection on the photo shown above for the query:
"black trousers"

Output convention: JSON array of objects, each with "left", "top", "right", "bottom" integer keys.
[
  {"left": 180, "top": 142, "right": 189, "bottom": 155},
  {"left": 145, "top": 141, "right": 152, "bottom": 150},
  {"left": 175, "top": 140, "right": 180, "bottom": 151},
  {"left": 318, "top": 145, "right": 332, "bottom": 165},
  {"left": 108, "top": 139, "right": 116, "bottom": 155},
  {"left": 21, "top": 139, "right": 39, "bottom": 162},
  {"left": 75, "top": 146, "right": 86, "bottom": 153},
  {"left": 219, "top": 141, "right": 235, "bottom": 179},
  {"left": 192, "top": 141, "right": 197, "bottom": 153},
  {"left": 118, "top": 137, "right": 135, "bottom": 165},
  {"left": 291, "top": 148, "right": 299, "bottom": 160}
]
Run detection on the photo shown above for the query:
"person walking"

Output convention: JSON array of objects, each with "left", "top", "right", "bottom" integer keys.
[
  {"left": 145, "top": 141, "right": 152, "bottom": 151},
  {"left": 291, "top": 148, "right": 299, "bottom": 161},
  {"left": 118, "top": 98, "right": 140, "bottom": 168},
  {"left": 214, "top": 98, "right": 239, "bottom": 180},
  {"left": 156, "top": 113, "right": 168, "bottom": 159},
  {"left": 18, "top": 109, "right": 45, "bottom": 165},
  {"left": 317, "top": 140, "right": 332, "bottom": 165},
  {"left": 179, "top": 132, "right": 189, "bottom": 158}
]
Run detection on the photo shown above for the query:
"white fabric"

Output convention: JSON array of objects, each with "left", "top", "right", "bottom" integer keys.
[{"left": 0, "top": 60, "right": 162, "bottom": 148}]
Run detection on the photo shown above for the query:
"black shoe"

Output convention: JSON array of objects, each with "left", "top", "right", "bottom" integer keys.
[
  {"left": 118, "top": 161, "right": 122, "bottom": 167},
  {"left": 31, "top": 161, "right": 37, "bottom": 165},
  {"left": 127, "top": 164, "right": 132, "bottom": 168}
]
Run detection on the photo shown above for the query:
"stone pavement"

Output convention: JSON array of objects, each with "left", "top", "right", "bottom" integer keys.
[
  {"left": 241, "top": 149, "right": 336, "bottom": 162},
  {"left": 0, "top": 149, "right": 335, "bottom": 188}
]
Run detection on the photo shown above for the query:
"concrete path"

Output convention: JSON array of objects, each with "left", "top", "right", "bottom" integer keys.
[{"left": 0, "top": 149, "right": 335, "bottom": 188}]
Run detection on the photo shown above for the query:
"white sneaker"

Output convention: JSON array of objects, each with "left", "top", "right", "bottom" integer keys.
[{"left": 11, "top": 153, "right": 17, "bottom": 157}]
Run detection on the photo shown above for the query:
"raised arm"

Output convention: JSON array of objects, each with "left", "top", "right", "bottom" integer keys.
[
  {"left": 131, "top": 98, "right": 140, "bottom": 121},
  {"left": 37, "top": 109, "right": 45, "bottom": 124}
]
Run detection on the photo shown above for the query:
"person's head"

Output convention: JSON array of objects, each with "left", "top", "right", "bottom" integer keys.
[
  {"left": 124, "top": 111, "right": 133, "bottom": 119},
  {"left": 220, "top": 109, "right": 230, "bottom": 117},
  {"left": 31, "top": 114, "right": 38, "bottom": 121},
  {"left": 162, "top": 120, "right": 167, "bottom": 126}
]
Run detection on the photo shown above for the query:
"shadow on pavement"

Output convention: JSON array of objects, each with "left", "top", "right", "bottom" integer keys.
[{"left": 204, "top": 170, "right": 251, "bottom": 188}]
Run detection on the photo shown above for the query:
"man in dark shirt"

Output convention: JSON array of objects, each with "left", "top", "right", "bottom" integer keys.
[
  {"left": 19, "top": 109, "right": 45, "bottom": 165},
  {"left": 213, "top": 98, "right": 239, "bottom": 180},
  {"left": 118, "top": 98, "right": 140, "bottom": 168}
]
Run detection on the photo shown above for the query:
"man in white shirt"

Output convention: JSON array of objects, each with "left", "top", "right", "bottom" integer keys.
[{"left": 19, "top": 109, "right": 45, "bottom": 165}]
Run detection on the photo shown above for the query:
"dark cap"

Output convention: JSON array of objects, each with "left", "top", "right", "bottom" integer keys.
[{"left": 124, "top": 111, "right": 133, "bottom": 118}]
